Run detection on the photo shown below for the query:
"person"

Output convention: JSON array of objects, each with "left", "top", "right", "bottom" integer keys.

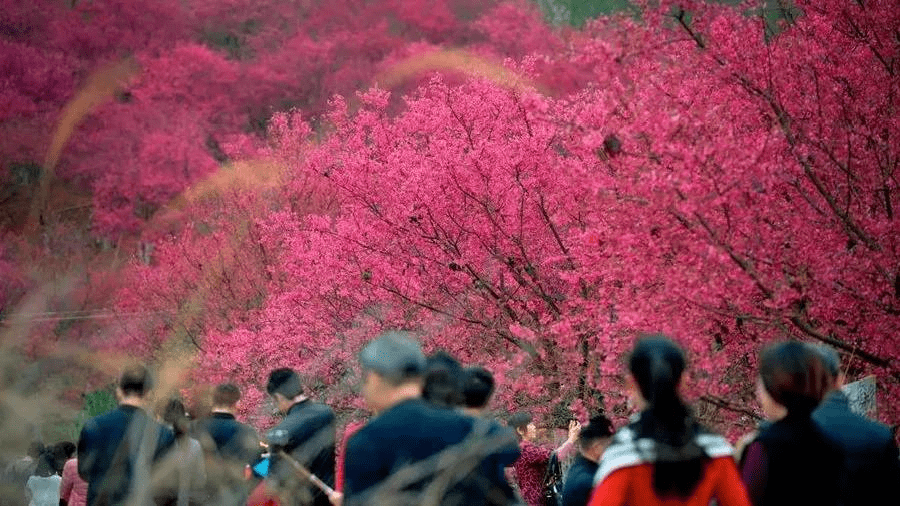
[
  {"left": 811, "top": 344, "right": 900, "bottom": 506},
  {"left": 24, "top": 446, "right": 63, "bottom": 506},
  {"left": 333, "top": 419, "right": 366, "bottom": 495},
  {"left": 77, "top": 365, "right": 175, "bottom": 506},
  {"left": 589, "top": 336, "right": 750, "bottom": 506},
  {"left": 422, "top": 350, "right": 465, "bottom": 408},
  {"left": 59, "top": 440, "right": 89, "bottom": 506},
  {"left": 152, "top": 398, "right": 207, "bottom": 506},
  {"left": 560, "top": 415, "right": 613, "bottom": 506},
  {"left": 508, "top": 412, "right": 578, "bottom": 506},
  {"left": 460, "top": 366, "right": 520, "bottom": 505},
  {"left": 264, "top": 368, "right": 336, "bottom": 506},
  {"left": 4, "top": 441, "right": 44, "bottom": 504},
  {"left": 341, "top": 331, "right": 492, "bottom": 505},
  {"left": 193, "top": 382, "right": 261, "bottom": 506},
  {"left": 740, "top": 341, "right": 842, "bottom": 506}
]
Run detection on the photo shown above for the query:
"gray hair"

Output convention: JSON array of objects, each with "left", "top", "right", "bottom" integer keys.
[
  {"left": 811, "top": 344, "right": 841, "bottom": 379},
  {"left": 359, "top": 331, "right": 426, "bottom": 385}
]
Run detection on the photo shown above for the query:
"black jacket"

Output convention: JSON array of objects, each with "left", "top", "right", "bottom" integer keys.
[
  {"left": 741, "top": 412, "right": 843, "bottom": 506},
  {"left": 77, "top": 405, "right": 175, "bottom": 506},
  {"left": 812, "top": 390, "right": 900, "bottom": 506},
  {"left": 267, "top": 399, "right": 335, "bottom": 506},
  {"left": 561, "top": 454, "right": 598, "bottom": 506},
  {"left": 343, "top": 398, "right": 514, "bottom": 506}
]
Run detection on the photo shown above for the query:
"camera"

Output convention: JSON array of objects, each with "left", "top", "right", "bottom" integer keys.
[{"left": 266, "top": 428, "right": 290, "bottom": 451}]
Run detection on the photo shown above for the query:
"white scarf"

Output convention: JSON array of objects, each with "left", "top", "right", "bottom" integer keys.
[{"left": 593, "top": 421, "right": 734, "bottom": 485}]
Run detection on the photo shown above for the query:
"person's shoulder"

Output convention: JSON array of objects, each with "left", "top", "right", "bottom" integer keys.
[
  {"left": 568, "top": 455, "right": 598, "bottom": 479},
  {"left": 355, "top": 399, "right": 438, "bottom": 438},
  {"left": 309, "top": 400, "right": 336, "bottom": 420},
  {"left": 199, "top": 413, "right": 240, "bottom": 430},
  {"left": 816, "top": 402, "right": 894, "bottom": 442},
  {"left": 754, "top": 417, "right": 795, "bottom": 443},
  {"left": 83, "top": 406, "right": 125, "bottom": 431},
  {"left": 428, "top": 402, "right": 472, "bottom": 425},
  {"left": 355, "top": 404, "right": 411, "bottom": 434},
  {"left": 480, "top": 417, "right": 516, "bottom": 440},
  {"left": 706, "top": 454, "right": 740, "bottom": 472},
  {"left": 237, "top": 418, "right": 259, "bottom": 435},
  {"left": 373, "top": 398, "right": 428, "bottom": 424},
  {"left": 426, "top": 404, "right": 475, "bottom": 438},
  {"left": 289, "top": 399, "right": 335, "bottom": 422}
]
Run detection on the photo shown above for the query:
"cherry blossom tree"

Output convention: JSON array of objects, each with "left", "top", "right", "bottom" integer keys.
[
  {"left": 2, "top": 0, "right": 898, "bottom": 439},
  {"left": 173, "top": 0, "right": 899, "bottom": 434}
]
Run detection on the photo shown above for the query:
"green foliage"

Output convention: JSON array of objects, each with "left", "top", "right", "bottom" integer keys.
[
  {"left": 757, "top": 0, "right": 803, "bottom": 40},
  {"left": 533, "top": 0, "right": 635, "bottom": 26},
  {"left": 201, "top": 20, "right": 260, "bottom": 60},
  {"left": 534, "top": 0, "right": 800, "bottom": 37},
  {"left": 68, "top": 387, "right": 117, "bottom": 439}
]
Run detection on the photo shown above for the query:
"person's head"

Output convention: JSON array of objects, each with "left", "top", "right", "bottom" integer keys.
[
  {"left": 628, "top": 335, "right": 686, "bottom": 413},
  {"left": 811, "top": 344, "right": 844, "bottom": 390},
  {"left": 422, "top": 350, "right": 464, "bottom": 408},
  {"left": 758, "top": 341, "right": 829, "bottom": 418},
  {"left": 266, "top": 368, "right": 304, "bottom": 414},
  {"left": 33, "top": 447, "right": 61, "bottom": 477},
  {"left": 212, "top": 382, "right": 242, "bottom": 411},
  {"left": 162, "top": 397, "right": 191, "bottom": 438},
  {"left": 462, "top": 366, "right": 495, "bottom": 411},
  {"left": 578, "top": 415, "right": 615, "bottom": 462},
  {"left": 507, "top": 412, "right": 536, "bottom": 441},
  {"left": 358, "top": 331, "right": 426, "bottom": 412},
  {"left": 117, "top": 364, "right": 153, "bottom": 400},
  {"left": 49, "top": 442, "right": 73, "bottom": 474},
  {"left": 53, "top": 441, "right": 76, "bottom": 460},
  {"left": 27, "top": 441, "right": 44, "bottom": 460}
]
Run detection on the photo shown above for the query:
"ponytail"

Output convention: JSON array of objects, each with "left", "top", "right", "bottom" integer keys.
[
  {"left": 629, "top": 336, "right": 704, "bottom": 498},
  {"left": 630, "top": 336, "right": 692, "bottom": 442}
]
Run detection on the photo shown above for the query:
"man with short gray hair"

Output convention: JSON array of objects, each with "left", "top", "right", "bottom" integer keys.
[
  {"left": 342, "top": 332, "right": 503, "bottom": 505},
  {"left": 811, "top": 344, "right": 900, "bottom": 506}
]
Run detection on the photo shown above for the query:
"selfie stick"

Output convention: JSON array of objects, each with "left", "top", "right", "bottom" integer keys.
[{"left": 277, "top": 449, "right": 338, "bottom": 499}]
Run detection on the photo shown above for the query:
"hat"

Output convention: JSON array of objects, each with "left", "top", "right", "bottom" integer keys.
[{"left": 359, "top": 331, "right": 426, "bottom": 383}]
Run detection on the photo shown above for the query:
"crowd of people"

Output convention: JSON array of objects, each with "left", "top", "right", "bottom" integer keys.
[{"left": 2, "top": 332, "right": 898, "bottom": 506}]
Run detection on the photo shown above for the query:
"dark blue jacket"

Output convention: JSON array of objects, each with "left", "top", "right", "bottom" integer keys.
[
  {"left": 267, "top": 399, "right": 335, "bottom": 506},
  {"left": 561, "top": 454, "right": 598, "bottom": 506},
  {"left": 77, "top": 405, "right": 175, "bottom": 506},
  {"left": 812, "top": 390, "right": 900, "bottom": 506},
  {"left": 194, "top": 412, "right": 260, "bottom": 465},
  {"left": 464, "top": 415, "right": 520, "bottom": 505},
  {"left": 193, "top": 412, "right": 260, "bottom": 505},
  {"left": 344, "top": 398, "right": 515, "bottom": 506}
]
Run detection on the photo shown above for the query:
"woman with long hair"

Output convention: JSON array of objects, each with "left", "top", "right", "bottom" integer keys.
[
  {"left": 589, "top": 336, "right": 750, "bottom": 506},
  {"left": 740, "top": 341, "right": 843, "bottom": 506},
  {"left": 24, "top": 445, "right": 64, "bottom": 506},
  {"left": 153, "top": 398, "right": 207, "bottom": 506}
]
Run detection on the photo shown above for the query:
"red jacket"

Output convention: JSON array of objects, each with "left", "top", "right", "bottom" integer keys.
[{"left": 588, "top": 456, "right": 751, "bottom": 506}]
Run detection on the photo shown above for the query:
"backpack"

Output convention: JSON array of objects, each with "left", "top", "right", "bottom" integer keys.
[{"left": 541, "top": 451, "right": 563, "bottom": 506}]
